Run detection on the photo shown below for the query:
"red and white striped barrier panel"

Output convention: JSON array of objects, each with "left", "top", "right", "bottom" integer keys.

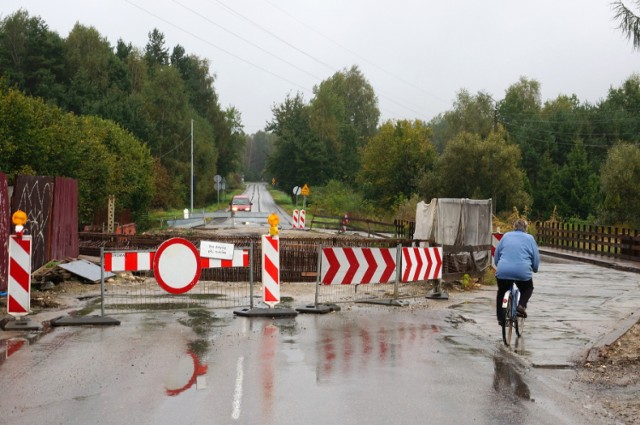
[
  {"left": 7, "top": 235, "right": 32, "bottom": 317},
  {"left": 321, "top": 246, "right": 443, "bottom": 285},
  {"left": 104, "top": 251, "right": 155, "bottom": 272},
  {"left": 299, "top": 209, "right": 306, "bottom": 229},
  {"left": 292, "top": 209, "right": 299, "bottom": 229},
  {"left": 491, "top": 232, "right": 504, "bottom": 269},
  {"left": 321, "top": 247, "right": 397, "bottom": 285},
  {"left": 200, "top": 250, "right": 249, "bottom": 268},
  {"left": 103, "top": 249, "right": 249, "bottom": 272},
  {"left": 401, "top": 247, "right": 443, "bottom": 282},
  {"left": 262, "top": 235, "right": 280, "bottom": 306}
]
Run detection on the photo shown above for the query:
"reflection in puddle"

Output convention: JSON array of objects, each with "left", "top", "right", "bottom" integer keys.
[
  {"left": 261, "top": 323, "right": 277, "bottom": 418},
  {"left": 0, "top": 322, "right": 54, "bottom": 367},
  {"left": 0, "top": 338, "right": 28, "bottom": 363},
  {"left": 317, "top": 321, "right": 440, "bottom": 379},
  {"left": 164, "top": 349, "right": 208, "bottom": 396},
  {"left": 492, "top": 355, "right": 531, "bottom": 401}
]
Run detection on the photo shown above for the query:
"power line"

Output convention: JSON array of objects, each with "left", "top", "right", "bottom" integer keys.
[
  {"left": 205, "top": 0, "right": 434, "bottom": 120},
  {"left": 263, "top": 0, "right": 449, "bottom": 106},
  {"left": 124, "top": 0, "right": 310, "bottom": 93},
  {"left": 171, "top": 0, "right": 325, "bottom": 81},
  {"left": 207, "top": 0, "right": 337, "bottom": 74}
]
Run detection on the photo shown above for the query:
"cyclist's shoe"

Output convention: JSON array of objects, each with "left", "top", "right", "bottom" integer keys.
[{"left": 517, "top": 305, "right": 527, "bottom": 318}]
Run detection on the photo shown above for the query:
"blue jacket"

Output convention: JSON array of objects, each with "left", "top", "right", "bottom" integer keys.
[{"left": 495, "top": 229, "right": 540, "bottom": 281}]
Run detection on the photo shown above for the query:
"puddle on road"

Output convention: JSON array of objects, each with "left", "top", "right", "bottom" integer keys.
[
  {"left": 163, "top": 309, "right": 226, "bottom": 396},
  {"left": 177, "top": 308, "right": 229, "bottom": 337},
  {"left": 0, "top": 321, "right": 55, "bottom": 367},
  {"left": 492, "top": 354, "right": 533, "bottom": 401},
  {"left": 164, "top": 348, "right": 208, "bottom": 396}
]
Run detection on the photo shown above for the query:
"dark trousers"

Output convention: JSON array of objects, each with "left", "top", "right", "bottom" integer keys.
[{"left": 496, "top": 278, "right": 534, "bottom": 321}]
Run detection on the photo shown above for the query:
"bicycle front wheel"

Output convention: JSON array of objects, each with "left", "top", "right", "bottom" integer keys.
[{"left": 516, "top": 314, "right": 524, "bottom": 337}]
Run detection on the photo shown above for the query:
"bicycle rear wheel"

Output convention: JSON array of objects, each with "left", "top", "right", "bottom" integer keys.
[{"left": 502, "top": 295, "right": 514, "bottom": 346}]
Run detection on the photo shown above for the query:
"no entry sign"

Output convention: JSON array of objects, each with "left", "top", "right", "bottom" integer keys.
[{"left": 153, "top": 238, "right": 201, "bottom": 294}]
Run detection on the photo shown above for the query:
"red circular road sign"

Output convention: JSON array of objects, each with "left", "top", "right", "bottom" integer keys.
[{"left": 153, "top": 237, "right": 201, "bottom": 294}]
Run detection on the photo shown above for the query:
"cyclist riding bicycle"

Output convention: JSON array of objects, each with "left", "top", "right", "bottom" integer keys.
[{"left": 494, "top": 218, "right": 540, "bottom": 326}]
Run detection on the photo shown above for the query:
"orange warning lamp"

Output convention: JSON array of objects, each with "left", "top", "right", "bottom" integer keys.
[
  {"left": 268, "top": 213, "right": 279, "bottom": 237},
  {"left": 12, "top": 209, "right": 27, "bottom": 234}
]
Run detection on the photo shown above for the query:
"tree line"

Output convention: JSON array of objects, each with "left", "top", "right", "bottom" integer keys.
[
  {"left": 0, "top": 10, "right": 245, "bottom": 225},
  {"left": 254, "top": 71, "right": 640, "bottom": 227},
  {"left": 2, "top": 9, "right": 640, "bottom": 229}
]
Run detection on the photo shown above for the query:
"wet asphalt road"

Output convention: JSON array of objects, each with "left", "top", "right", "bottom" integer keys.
[{"left": 1, "top": 257, "right": 639, "bottom": 424}]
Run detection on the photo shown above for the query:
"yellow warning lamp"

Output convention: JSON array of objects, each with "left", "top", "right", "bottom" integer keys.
[
  {"left": 268, "top": 213, "right": 279, "bottom": 237},
  {"left": 12, "top": 209, "right": 27, "bottom": 235}
]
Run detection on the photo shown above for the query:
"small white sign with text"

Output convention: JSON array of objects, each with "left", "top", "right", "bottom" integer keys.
[{"left": 200, "top": 241, "right": 234, "bottom": 260}]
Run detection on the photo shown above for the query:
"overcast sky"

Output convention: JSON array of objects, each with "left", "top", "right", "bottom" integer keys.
[{"left": 3, "top": 0, "right": 640, "bottom": 134}]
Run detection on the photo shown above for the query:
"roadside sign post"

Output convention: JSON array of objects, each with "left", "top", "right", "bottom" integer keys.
[
  {"left": 233, "top": 215, "right": 297, "bottom": 318},
  {"left": 292, "top": 186, "right": 301, "bottom": 208},
  {"left": 2, "top": 210, "right": 41, "bottom": 330},
  {"left": 214, "top": 175, "right": 222, "bottom": 204},
  {"left": 301, "top": 184, "right": 310, "bottom": 209}
]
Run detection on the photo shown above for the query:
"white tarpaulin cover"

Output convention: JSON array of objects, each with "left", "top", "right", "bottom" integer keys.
[{"left": 414, "top": 198, "right": 492, "bottom": 274}]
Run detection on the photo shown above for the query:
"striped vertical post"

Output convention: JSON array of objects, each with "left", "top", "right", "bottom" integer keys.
[
  {"left": 7, "top": 235, "right": 32, "bottom": 318},
  {"left": 262, "top": 235, "right": 280, "bottom": 307},
  {"left": 292, "top": 209, "right": 299, "bottom": 229},
  {"left": 299, "top": 209, "right": 306, "bottom": 229}
]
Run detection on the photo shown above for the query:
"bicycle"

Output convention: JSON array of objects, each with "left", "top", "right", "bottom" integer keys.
[{"left": 501, "top": 281, "right": 525, "bottom": 346}]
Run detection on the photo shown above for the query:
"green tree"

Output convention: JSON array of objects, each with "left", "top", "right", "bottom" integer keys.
[
  {"left": 171, "top": 45, "right": 217, "bottom": 118},
  {"left": 429, "top": 89, "right": 496, "bottom": 152},
  {"left": 311, "top": 179, "right": 372, "bottom": 217},
  {"left": 267, "top": 92, "right": 329, "bottom": 191},
  {"left": 141, "top": 66, "right": 188, "bottom": 158},
  {"left": 552, "top": 139, "right": 600, "bottom": 219},
  {"left": 600, "top": 142, "right": 640, "bottom": 227},
  {"left": 358, "top": 119, "right": 436, "bottom": 208},
  {"left": 0, "top": 10, "right": 66, "bottom": 102},
  {"left": 243, "top": 131, "right": 275, "bottom": 181},
  {"left": 0, "top": 85, "right": 154, "bottom": 223},
  {"left": 63, "top": 23, "right": 115, "bottom": 114},
  {"left": 426, "top": 129, "right": 531, "bottom": 213},
  {"left": 309, "top": 65, "right": 380, "bottom": 182},
  {"left": 215, "top": 107, "right": 245, "bottom": 179},
  {"left": 144, "top": 28, "right": 169, "bottom": 72}
]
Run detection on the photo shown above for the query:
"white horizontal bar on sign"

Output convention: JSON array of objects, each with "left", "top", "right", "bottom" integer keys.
[{"left": 200, "top": 250, "right": 249, "bottom": 269}]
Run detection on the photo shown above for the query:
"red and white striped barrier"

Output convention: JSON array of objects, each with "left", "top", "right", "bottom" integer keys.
[
  {"left": 321, "top": 247, "right": 397, "bottom": 285},
  {"left": 491, "top": 232, "right": 504, "bottom": 269},
  {"left": 262, "top": 235, "right": 280, "bottom": 306},
  {"left": 299, "top": 209, "right": 306, "bottom": 229},
  {"left": 104, "top": 251, "right": 155, "bottom": 272},
  {"left": 104, "top": 249, "right": 249, "bottom": 272},
  {"left": 200, "top": 250, "right": 249, "bottom": 268},
  {"left": 292, "top": 209, "right": 299, "bottom": 229},
  {"left": 102, "top": 239, "right": 250, "bottom": 294},
  {"left": 321, "top": 246, "right": 443, "bottom": 285},
  {"left": 7, "top": 235, "right": 32, "bottom": 317},
  {"left": 401, "top": 247, "right": 443, "bottom": 282}
]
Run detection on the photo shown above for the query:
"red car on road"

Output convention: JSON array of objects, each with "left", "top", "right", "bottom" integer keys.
[{"left": 230, "top": 195, "right": 252, "bottom": 212}]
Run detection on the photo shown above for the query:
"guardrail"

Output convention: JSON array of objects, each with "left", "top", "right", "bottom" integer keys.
[
  {"left": 309, "top": 214, "right": 415, "bottom": 239},
  {"left": 535, "top": 221, "right": 640, "bottom": 261}
]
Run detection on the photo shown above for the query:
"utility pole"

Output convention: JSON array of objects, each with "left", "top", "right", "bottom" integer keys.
[{"left": 190, "top": 119, "right": 194, "bottom": 212}]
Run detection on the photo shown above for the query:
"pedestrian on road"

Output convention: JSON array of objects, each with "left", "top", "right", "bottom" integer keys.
[{"left": 494, "top": 218, "right": 540, "bottom": 325}]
